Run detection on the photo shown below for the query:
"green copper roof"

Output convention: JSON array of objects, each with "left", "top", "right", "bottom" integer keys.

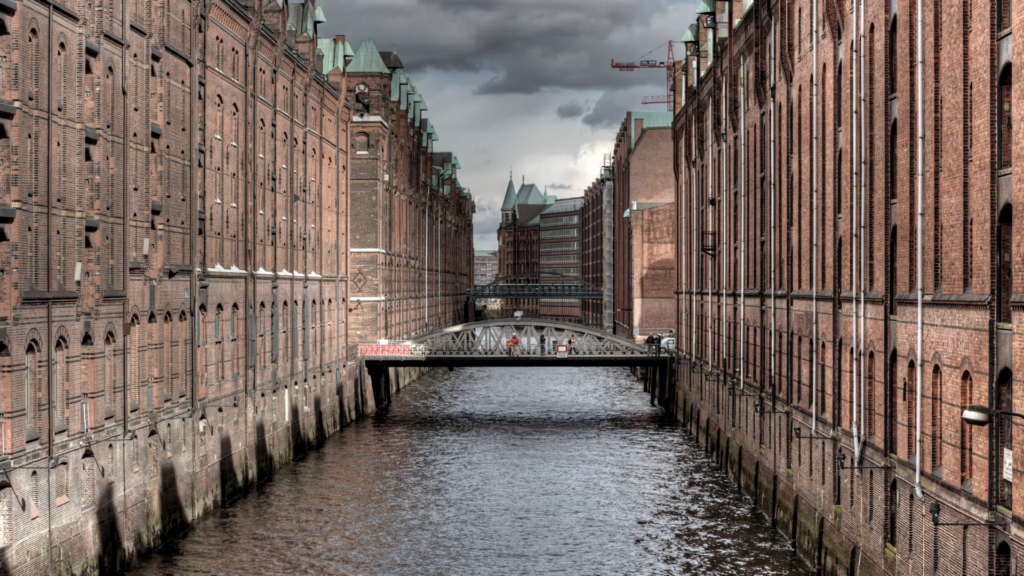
[
  {"left": 347, "top": 39, "right": 391, "bottom": 74},
  {"left": 516, "top": 184, "right": 546, "bottom": 205},
  {"left": 317, "top": 38, "right": 346, "bottom": 74},
  {"left": 501, "top": 177, "right": 517, "bottom": 211},
  {"left": 695, "top": 0, "right": 715, "bottom": 15},
  {"left": 390, "top": 69, "right": 405, "bottom": 102},
  {"left": 344, "top": 41, "right": 355, "bottom": 58},
  {"left": 681, "top": 23, "right": 698, "bottom": 43},
  {"left": 313, "top": 6, "right": 326, "bottom": 24},
  {"left": 627, "top": 111, "right": 674, "bottom": 149}
]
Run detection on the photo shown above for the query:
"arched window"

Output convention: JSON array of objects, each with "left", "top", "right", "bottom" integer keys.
[
  {"left": 104, "top": 333, "right": 114, "bottom": 416},
  {"left": 215, "top": 306, "right": 224, "bottom": 380},
  {"left": 819, "top": 342, "right": 826, "bottom": 416},
  {"left": 311, "top": 300, "right": 317, "bottom": 357},
  {"left": 259, "top": 303, "right": 266, "bottom": 368},
  {"left": 867, "top": 353, "right": 876, "bottom": 441},
  {"left": 932, "top": 365, "right": 943, "bottom": 472},
  {"left": 54, "top": 339, "right": 69, "bottom": 431},
  {"left": 961, "top": 371, "right": 974, "bottom": 487},
  {"left": 888, "top": 479, "right": 898, "bottom": 545},
  {"left": 164, "top": 314, "right": 173, "bottom": 404},
  {"left": 889, "top": 226, "right": 897, "bottom": 314},
  {"left": 996, "top": 541, "right": 1012, "bottom": 576},
  {"left": 998, "top": 205, "right": 1013, "bottom": 324},
  {"left": 281, "top": 301, "right": 289, "bottom": 362},
  {"left": 888, "top": 18, "right": 897, "bottom": 96},
  {"left": 25, "top": 342, "right": 39, "bottom": 437},
  {"left": 231, "top": 304, "right": 240, "bottom": 377},
  {"left": 29, "top": 472, "right": 39, "bottom": 518},
  {"left": 999, "top": 66, "right": 1013, "bottom": 170},
  {"left": 997, "top": 369, "right": 1013, "bottom": 508},
  {"left": 54, "top": 463, "right": 68, "bottom": 506},
  {"left": 907, "top": 360, "right": 916, "bottom": 459},
  {"left": 179, "top": 312, "right": 188, "bottom": 399}
]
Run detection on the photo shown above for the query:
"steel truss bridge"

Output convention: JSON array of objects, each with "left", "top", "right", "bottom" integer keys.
[
  {"left": 361, "top": 319, "right": 674, "bottom": 406},
  {"left": 468, "top": 273, "right": 602, "bottom": 299},
  {"left": 363, "top": 319, "right": 668, "bottom": 368}
]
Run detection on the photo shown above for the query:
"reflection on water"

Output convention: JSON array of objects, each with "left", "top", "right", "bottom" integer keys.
[{"left": 128, "top": 367, "right": 812, "bottom": 575}]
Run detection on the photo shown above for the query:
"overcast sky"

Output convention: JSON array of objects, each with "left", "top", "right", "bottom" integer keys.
[{"left": 320, "top": 0, "right": 699, "bottom": 250}]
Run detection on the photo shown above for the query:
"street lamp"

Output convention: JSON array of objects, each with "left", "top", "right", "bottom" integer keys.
[{"left": 961, "top": 404, "right": 1024, "bottom": 427}]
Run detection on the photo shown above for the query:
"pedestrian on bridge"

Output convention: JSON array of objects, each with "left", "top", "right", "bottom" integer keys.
[
  {"left": 569, "top": 334, "right": 578, "bottom": 355},
  {"left": 654, "top": 334, "right": 662, "bottom": 357},
  {"left": 645, "top": 334, "right": 655, "bottom": 355},
  {"left": 508, "top": 333, "right": 520, "bottom": 357},
  {"left": 540, "top": 334, "right": 546, "bottom": 356}
]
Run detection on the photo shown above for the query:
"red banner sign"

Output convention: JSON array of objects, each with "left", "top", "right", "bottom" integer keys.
[{"left": 360, "top": 344, "right": 411, "bottom": 356}]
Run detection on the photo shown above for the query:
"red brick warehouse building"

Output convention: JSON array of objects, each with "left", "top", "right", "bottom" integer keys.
[
  {"left": 674, "top": 0, "right": 1024, "bottom": 573},
  {"left": 0, "top": 0, "right": 472, "bottom": 573},
  {"left": 611, "top": 112, "right": 676, "bottom": 342},
  {"left": 345, "top": 42, "right": 475, "bottom": 348}
]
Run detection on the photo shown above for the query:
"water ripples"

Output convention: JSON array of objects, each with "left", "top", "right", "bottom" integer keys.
[{"left": 129, "top": 366, "right": 812, "bottom": 576}]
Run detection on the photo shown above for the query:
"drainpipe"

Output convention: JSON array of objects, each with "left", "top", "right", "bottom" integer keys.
[
  {"left": 914, "top": 0, "right": 924, "bottom": 500},
  {"left": 721, "top": 79, "right": 727, "bottom": 381},
  {"left": 707, "top": 103, "right": 712, "bottom": 374},
  {"left": 811, "top": 0, "right": 819, "bottom": 433},
  {"left": 770, "top": 20, "right": 776, "bottom": 409},
  {"left": 692, "top": 117, "right": 698, "bottom": 365},
  {"left": 425, "top": 204, "right": 428, "bottom": 330},
  {"left": 852, "top": 0, "right": 861, "bottom": 463},
  {"left": 739, "top": 56, "right": 746, "bottom": 392},
  {"left": 859, "top": 0, "right": 868, "bottom": 453}
]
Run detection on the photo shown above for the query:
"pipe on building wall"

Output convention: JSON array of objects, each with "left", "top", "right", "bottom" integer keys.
[
  {"left": 691, "top": 116, "right": 697, "bottom": 366},
  {"left": 858, "top": 0, "right": 867, "bottom": 457},
  {"left": 706, "top": 102, "right": 712, "bottom": 374},
  {"left": 721, "top": 78, "right": 727, "bottom": 379},
  {"left": 851, "top": 0, "right": 861, "bottom": 463},
  {"left": 739, "top": 55, "right": 746, "bottom": 392},
  {"left": 770, "top": 19, "right": 776, "bottom": 411},
  {"left": 811, "top": 0, "right": 819, "bottom": 433},
  {"left": 914, "top": 0, "right": 924, "bottom": 501}
]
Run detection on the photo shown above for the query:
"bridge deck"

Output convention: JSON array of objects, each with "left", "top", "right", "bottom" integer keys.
[{"left": 364, "top": 354, "right": 674, "bottom": 368}]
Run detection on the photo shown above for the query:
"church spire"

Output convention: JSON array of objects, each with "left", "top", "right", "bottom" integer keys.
[{"left": 501, "top": 173, "right": 518, "bottom": 211}]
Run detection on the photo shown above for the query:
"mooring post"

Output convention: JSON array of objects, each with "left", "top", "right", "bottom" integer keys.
[{"left": 650, "top": 364, "right": 657, "bottom": 406}]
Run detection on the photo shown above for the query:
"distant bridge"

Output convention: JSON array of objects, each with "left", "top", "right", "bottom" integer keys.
[{"left": 468, "top": 273, "right": 602, "bottom": 299}]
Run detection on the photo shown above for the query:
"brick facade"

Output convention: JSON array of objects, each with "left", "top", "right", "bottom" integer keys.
[
  {"left": 346, "top": 44, "right": 474, "bottom": 347},
  {"left": 0, "top": 1, "right": 471, "bottom": 573},
  {"left": 612, "top": 113, "right": 676, "bottom": 341},
  {"left": 675, "top": 0, "right": 1022, "bottom": 573}
]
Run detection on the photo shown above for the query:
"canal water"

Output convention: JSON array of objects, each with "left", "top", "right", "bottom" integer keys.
[{"left": 128, "top": 367, "right": 812, "bottom": 575}]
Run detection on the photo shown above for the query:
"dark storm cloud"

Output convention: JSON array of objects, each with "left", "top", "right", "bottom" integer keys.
[
  {"left": 582, "top": 86, "right": 658, "bottom": 128},
  {"left": 556, "top": 101, "right": 586, "bottom": 119},
  {"left": 320, "top": 0, "right": 697, "bottom": 94}
]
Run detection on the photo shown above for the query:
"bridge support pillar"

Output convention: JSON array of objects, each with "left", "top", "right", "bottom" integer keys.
[{"left": 368, "top": 365, "right": 391, "bottom": 409}]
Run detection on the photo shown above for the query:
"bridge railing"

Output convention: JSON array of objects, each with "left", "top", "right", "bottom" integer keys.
[{"left": 404, "top": 334, "right": 651, "bottom": 357}]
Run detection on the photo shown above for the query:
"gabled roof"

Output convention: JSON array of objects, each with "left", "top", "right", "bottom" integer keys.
[
  {"left": 516, "top": 183, "right": 546, "bottom": 205},
  {"left": 378, "top": 51, "right": 404, "bottom": 69},
  {"left": 317, "top": 38, "right": 346, "bottom": 74},
  {"left": 347, "top": 39, "right": 391, "bottom": 74},
  {"left": 501, "top": 177, "right": 517, "bottom": 211}
]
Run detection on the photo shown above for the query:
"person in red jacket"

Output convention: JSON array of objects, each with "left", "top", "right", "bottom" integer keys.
[{"left": 508, "top": 333, "right": 519, "bottom": 356}]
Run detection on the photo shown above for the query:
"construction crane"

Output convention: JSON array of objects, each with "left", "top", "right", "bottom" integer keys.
[{"left": 610, "top": 41, "right": 677, "bottom": 110}]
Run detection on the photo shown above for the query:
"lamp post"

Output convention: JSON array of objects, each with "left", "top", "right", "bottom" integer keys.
[{"left": 961, "top": 404, "right": 1024, "bottom": 426}]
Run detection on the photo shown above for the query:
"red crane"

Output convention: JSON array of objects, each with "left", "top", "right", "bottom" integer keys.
[{"left": 610, "top": 41, "right": 677, "bottom": 111}]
